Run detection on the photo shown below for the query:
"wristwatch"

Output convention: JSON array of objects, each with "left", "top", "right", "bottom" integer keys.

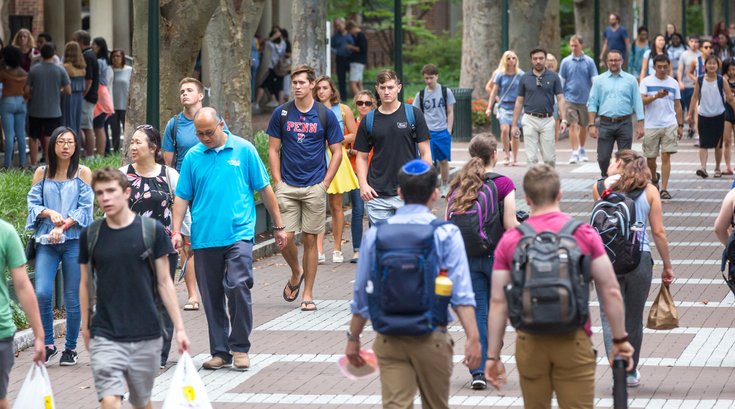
[{"left": 346, "top": 331, "right": 360, "bottom": 342}]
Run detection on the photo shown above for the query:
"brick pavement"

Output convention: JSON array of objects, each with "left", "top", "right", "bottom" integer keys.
[{"left": 7, "top": 133, "right": 735, "bottom": 408}]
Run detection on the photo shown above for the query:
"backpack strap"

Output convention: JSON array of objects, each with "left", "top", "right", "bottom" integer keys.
[
  {"left": 365, "top": 109, "right": 375, "bottom": 137},
  {"left": 404, "top": 103, "right": 416, "bottom": 133},
  {"left": 279, "top": 100, "right": 296, "bottom": 134},
  {"left": 627, "top": 187, "right": 646, "bottom": 200},
  {"left": 140, "top": 216, "right": 158, "bottom": 274},
  {"left": 559, "top": 219, "right": 584, "bottom": 237},
  {"left": 419, "top": 89, "right": 425, "bottom": 113},
  {"left": 441, "top": 85, "right": 448, "bottom": 117},
  {"left": 85, "top": 219, "right": 104, "bottom": 329},
  {"left": 315, "top": 101, "right": 330, "bottom": 136},
  {"left": 516, "top": 222, "right": 537, "bottom": 238},
  {"left": 596, "top": 179, "right": 607, "bottom": 197},
  {"left": 171, "top": 114, "right": 179, "bottom": 169},
  {"left": 163, "top": 165, "right": 175, "bottom": 207}
]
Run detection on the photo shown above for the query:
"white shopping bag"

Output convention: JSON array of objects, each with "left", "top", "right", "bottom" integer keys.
[
  {"left": 13, "top": 363, "right": 55, "bottom": 409},
  {"left": 162, "top": 352, "right": 213, "bottom": 409}
]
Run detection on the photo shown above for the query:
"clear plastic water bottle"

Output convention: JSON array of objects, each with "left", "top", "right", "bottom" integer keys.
[
  {"left": 36, "top": 234, "right": 66, "bottom": 245},
  {"left": 631, "top": 221, "right": 644, "bottom": 244}
]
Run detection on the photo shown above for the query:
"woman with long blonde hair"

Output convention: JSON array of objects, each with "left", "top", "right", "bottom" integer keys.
[
  {"left": 445, "top": 133, "right": 518, "bottom": 389},
  {"left": 12, "top": 28, "right": 37, "bottom": 71},
  {"left": 61, "top": 42, "right": 86, "bottom": 138},
  {"left": 485, "top": 51, "right": 524, "bottom": 166},
  {"left": 592, "top": 149, "right": 674, "bottom": 387},
  {"left": 313, "top": 76, "right": 359, "bottom": 264}
]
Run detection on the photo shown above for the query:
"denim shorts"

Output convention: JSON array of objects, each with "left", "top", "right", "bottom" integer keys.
[{"left": 498, "top": 106, "right": 521, "bottom": 126}]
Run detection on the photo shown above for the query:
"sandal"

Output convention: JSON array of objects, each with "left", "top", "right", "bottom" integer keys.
[
  {"left": 282, "top": 275, "right": 304, "bottom": 302},
  {"left": 715, "top": 169, "right": 723, "bottom": 178},
  {"left": 660, "top": 190, "right": 672, "bottom": 200},
  {"left": 300, "top": 300, "right": 317, "bottom": 311},
  {"left": 183, "top": 300, "right": 200, "bottom": 311},
  {"left": 724, "top": 168, "right": 734, "bottom": 175},
  {"left": 696, "top": 169, "right": 709, "bottom": 178}
]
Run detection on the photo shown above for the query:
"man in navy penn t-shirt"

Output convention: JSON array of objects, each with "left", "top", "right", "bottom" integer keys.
[{"left": 266, "top": 64, "right": 343, "bottom": 312}]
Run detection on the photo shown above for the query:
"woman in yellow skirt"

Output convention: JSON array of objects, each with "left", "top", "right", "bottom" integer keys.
[{"left": 314, "top": 76, "right": 358, "bottom": 263}]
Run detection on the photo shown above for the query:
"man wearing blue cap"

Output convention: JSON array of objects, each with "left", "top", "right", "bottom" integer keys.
[{"left": 345, "top": 160, "right": 481, "bottom": 408}]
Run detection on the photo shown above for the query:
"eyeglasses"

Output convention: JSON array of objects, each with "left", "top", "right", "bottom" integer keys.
[
  {"left": 703, "top": 46, "right": 712, "bottom": 49},
  {"left": 196, "top": 128, "right": 218, "bottom": 138},
  {"left": 536, "top": 76, "right": 542, "bottom": 87},
  {"left": 356, "top": 100, "right": 373, "bottom": 107},
  {"left": 56, "top": 139, "right": 75, "bottom": 146}
]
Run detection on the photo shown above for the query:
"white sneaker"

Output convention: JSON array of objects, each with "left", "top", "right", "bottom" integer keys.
[
  {"left": 266, "top": 100, "right": 279, "bottom": 108},
  {"left": 440, "top": 183, "right": 450, "bottom": 198},
  {"left": 579, "top": 148, "right": 589, "bottom": 162},
  {"left": 568, "top": 152, "right": 579, "bottom": 164},
  {"left": 626, "top": 370, "right": 640, "bottom": 388},
  {"left": 332, "top": 251, "right": 344, "bottom": 263},
  {"left": 318, "top": 253, "right": 326, "bottom": 264}
]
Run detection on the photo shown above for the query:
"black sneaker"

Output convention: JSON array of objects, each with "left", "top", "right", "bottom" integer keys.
[
  {"left": 471, "top": 373, "right": 488, "bottom": 390},
  {"left": 59, "top": 349, "right": 78, "bottom": 366},
  {"left": 160, "top": 357, "right": 167, "bottom": 369},
  {"left": 44, "top": 346, "right": 59, "bottom": 365}
]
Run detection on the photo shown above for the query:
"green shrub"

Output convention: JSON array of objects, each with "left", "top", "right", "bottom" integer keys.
[{"left": 10, "top": 300, "right": 28, "bottom": 330}]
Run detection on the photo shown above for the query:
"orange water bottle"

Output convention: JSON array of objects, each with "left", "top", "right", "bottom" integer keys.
[{"left": 434, "top": 267, "right": 452, "bottom": 326}]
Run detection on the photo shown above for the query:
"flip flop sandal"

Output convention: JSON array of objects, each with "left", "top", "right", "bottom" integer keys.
[
  {"left": 183, "top": 300, "right": 200, "bottom": 311},
  {"left": 300, "top": 300, "right": 317, "bottom": 311},
  {"left": 715, "top": 169, "right": 723, "bottom": 178},
  {"left": 282, "top": 275, "right": 304, "bottom": 302},
  {"left": 696, "top": 169, "right": 709, "bottom": 178},
  {"left": 660, "top": 190, "right": 671, "bottom": 200},
  {"left": 723, "top": 169, "right": 734, "bottom": 175}
]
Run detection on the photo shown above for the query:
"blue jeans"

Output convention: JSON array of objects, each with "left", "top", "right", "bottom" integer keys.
[
  {"left": 348, "top": 188, "right": 364, "bottom": 250},
  {"left": 468, "top": 257, "right": 493, "bottom": 375},
  {"left": 0, "top": 96, "right": 27, "bottom": 168},
  {"left": 34, "top": 240, "right": 81, "bottom": 350}
]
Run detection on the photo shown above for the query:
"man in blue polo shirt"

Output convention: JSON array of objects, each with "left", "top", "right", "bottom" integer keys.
[
  {"left": 560, "top": 35, "right": 598, "bottom": 164},
  {"left": 267, "top": 64, "right": 343, "bottom": 313},
  {"left": 171, "top": 107, "right": 287, "bottom": 371},
  {"left": 587, "top": 50, "right": 645, "bottom": 177}
]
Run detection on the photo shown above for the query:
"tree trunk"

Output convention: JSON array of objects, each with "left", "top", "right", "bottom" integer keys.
[
  {"left": 125, "top": 0, "right": 149, "bottom": 155},
  {"left": 126, "top": 0, "right": 219, "bottom": 154},
  {"left": 459, "top": 0, "right": 500, "bottom": 100},
  {"left": 573, "top": 0, "right": 594, "bottom": 46},
  {"left": 205, "top": 0, "right": 265, "bottom": 139},
  {"left": 509, "top": 0, "right": 561, "bottom": 66},
  {"left": 291, "top": 0, "right": 328, "bottom": 75}
]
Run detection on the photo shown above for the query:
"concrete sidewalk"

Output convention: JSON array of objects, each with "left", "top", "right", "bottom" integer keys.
[{"left": 7, "top": 133, "right": 735, "bottom": 408}]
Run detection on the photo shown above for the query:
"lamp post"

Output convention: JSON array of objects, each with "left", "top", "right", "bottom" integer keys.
[
  {"left": 146, "top": 0, "right": 160, "bottom": 129},
  {"left": 501, "top": 0, "right": 509, "bottom": 52},
  {"left": 394, "top": 0, "right": 403, "bottom": 101},
  {"left": 594, "top": 0, "right": 600, "bottom": 65}
]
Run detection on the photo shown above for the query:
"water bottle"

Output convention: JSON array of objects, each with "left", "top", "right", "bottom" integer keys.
[
  {"left": 631, "top": 221, "right": 644, "bottom": 245},
  {"left": 36, "top": 234, "right": 66, "bottom": 245},
  {"left": 612, "top": 357, "right": 628, "bottom": 409},
  {"left": 434, "top": 267, "right": 452, "bottom": 327}
]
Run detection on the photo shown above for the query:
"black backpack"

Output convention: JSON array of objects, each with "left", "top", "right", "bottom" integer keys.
[
  {"left": 590, "top": 180, "right": 645, "bottom": 275},
  {"left": 505, "top": 220, "right": 591, "bottom": 334},
  {"left": 446, "top": 173, "right": 504, "bottom": 257},
  {"left": 418, "top": 85, "right": 449, "bottom": 117}
]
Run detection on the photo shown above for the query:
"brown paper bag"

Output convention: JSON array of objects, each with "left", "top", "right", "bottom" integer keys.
[{"left": 646, "top": 284, "right": 679, "bottom": 330}]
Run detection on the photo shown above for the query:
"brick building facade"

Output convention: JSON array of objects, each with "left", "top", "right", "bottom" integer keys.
[{"left": 8, "top": 0, "right": 44, "bottom": 40}]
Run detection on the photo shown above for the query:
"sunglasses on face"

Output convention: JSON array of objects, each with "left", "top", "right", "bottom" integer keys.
[
  {"left": 356, "top": 100, "right": 373, "bottom": 107},
  {"left": 703, "top": 45, "right": 712, "bottom": 49}
]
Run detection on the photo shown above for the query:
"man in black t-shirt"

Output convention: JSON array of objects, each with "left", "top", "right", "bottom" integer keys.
[
  {"left": 79, "top": 168, "right": 190, "bottom": 409},
  {"left": 354, "top": 70, "right": 432, "bottom": 224},
  {"left": 72, "top": 30, "right": 99, "bottom": 158}
]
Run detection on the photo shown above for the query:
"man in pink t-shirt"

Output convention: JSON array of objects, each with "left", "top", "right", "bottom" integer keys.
[{"left": 484, "top": 164, "right": 634, "bottom": 408}]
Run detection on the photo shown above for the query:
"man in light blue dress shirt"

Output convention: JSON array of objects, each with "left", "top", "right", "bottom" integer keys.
[
  {"left": 587, "top": 49, "right": 645, "bottom": 176},
  {"left": 344, "top": 160, "right": 480, "bottom": 409}
]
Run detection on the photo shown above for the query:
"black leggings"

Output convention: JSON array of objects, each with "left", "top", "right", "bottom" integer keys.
[{"left": 108, "top": 110, "right": 126, "bottom": 153}]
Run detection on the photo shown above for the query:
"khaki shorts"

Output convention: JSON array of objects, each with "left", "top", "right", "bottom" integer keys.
[
  {"left": 566, "top": 102, "right": 589, "bottom": 126},
  {"left": 275, "top": 181, "right": 327, "bottom": 234},
  {"left": 642, "top": 125, "right": 678, "bottom": 158}
]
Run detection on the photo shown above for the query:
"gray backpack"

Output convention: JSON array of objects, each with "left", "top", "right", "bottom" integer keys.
[{"left": 505, "top": 220, "right": 591, "bottom": 334}]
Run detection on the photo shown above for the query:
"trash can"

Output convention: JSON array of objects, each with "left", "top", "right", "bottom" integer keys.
[{"left": 451, "top": 88, "right": 473, "bottom": 141}]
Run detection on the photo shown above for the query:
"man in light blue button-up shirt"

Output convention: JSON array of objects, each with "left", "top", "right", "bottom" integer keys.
[
  {"left": 587, "top": 49, "right": 645, "bottom": 176},
  {"left": 344, "top": 160, "right": 480, "bottom": 408}
]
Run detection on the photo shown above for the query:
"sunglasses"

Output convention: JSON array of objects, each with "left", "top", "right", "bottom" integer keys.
[
  {"left": 536, "top": 76, "right": 542, "bottom": 87},
  {"left": 356, "top": 100, "right": 373, "bottom": 107},
  {"left": 703, "top": 45, "right": 712, "bottom": 49},
  {"left": 136, "top": 124, "right": 155, "bottom": 130}
]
